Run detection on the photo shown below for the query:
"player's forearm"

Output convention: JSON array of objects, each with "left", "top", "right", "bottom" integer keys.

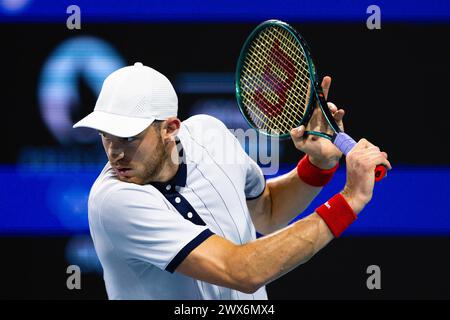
[
  {"left": 264, "top": 168, "right": 323, "bottom": 232},
  {"left": 229, "top": 212, "right": 334, "bottom": 293}
]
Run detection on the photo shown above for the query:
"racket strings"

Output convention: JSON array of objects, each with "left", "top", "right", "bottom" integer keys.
[
  {"left": 246, "top": 29, "right": 309, "bottom": 94},
  {"left": 252, "top": 30, "right": 310, "bottom": 131},
  {"left": 239, "top": 25, "right": 312, "bottom": 135},
  {"left": 244, "top": 39, "right": 310, "bottom": 106},
  {"left": 262, "top": 29, "right": 310, "bottom": 92},
  {"left": 242, "top": 52, "right": 294, "bottom": 132},
  {"left": 244, "top": 37, "right": 305, "bottom": 123},
  {"left": 241, "top": 35, "right": 288, "bottom": 131},
  {"left": 241, "top": 61, "right": 293, "bottom": 132},
  {"left": 260, "top": 27, "right": 311, "bottom": 127}
]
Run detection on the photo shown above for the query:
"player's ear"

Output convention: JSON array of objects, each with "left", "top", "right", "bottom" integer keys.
[{"left": 162, "top": 117, "right": 181, "bottom": 142}]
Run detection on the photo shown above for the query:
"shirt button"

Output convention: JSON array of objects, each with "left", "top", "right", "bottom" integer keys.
[
  {"left": 187, "top": 212, "right": 193, "bottom": 219},
  {"left": 175, "top": 197, "right": 181, "bottom": 203},
  {"left": 166, "top": 185, "right": 171, "bottom": 191}
]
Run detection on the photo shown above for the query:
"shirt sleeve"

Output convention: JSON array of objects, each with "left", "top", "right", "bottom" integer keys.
[
  {"left": 98, "top": 185, "right": 214, "bottom": 273},
  {"left": 244, "top": 156, "right": 266, "bottom": 200}
]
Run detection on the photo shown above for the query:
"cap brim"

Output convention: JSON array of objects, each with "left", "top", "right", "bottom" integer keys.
[{"left": 73, "top": 111, "right": 156, "bottom": 138}]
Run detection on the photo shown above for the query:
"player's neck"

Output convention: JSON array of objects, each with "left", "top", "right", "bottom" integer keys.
[{"left": 153, "top": 141, "right": 181, "bottom": 183}]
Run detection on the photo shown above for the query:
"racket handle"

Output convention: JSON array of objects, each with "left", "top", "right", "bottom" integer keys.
[
  {"left": 333, "top": 132, "right": 356, "bottom": 156},
  {"left": 374, "top": 165, "right": 387, "bottom": 182},
  {"left": 334, "top": 132, "right": 387, "bottom": 181}
]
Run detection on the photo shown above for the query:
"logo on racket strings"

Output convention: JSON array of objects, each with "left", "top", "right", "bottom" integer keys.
[{"left": 253, "top": 39, "right": 297, "bottom": 117}]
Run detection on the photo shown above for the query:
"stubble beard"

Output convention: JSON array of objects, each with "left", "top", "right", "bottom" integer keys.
[{"left": 138, "top": 137, "right": 173, "bottom": 185}]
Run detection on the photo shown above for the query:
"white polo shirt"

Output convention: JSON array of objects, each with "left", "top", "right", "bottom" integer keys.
[{"left": 88, "top": 115, "right": 267, "bottom": 300}]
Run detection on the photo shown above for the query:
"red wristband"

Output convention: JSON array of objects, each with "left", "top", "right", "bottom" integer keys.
[
  {"left": 315, "top": 193, "right": 357, "bottom": 238},
  {"left": 297, "top": 155, "right": 338, "bottom": 187}
]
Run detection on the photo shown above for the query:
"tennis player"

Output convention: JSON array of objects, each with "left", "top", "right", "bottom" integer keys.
[{"left": 73, "top": 62, "right": 390, "bottom": 299}]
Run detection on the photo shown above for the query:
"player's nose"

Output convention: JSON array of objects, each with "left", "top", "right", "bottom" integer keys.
[{"left": 108, "top": 145, "right": 125, "bottom": 161}]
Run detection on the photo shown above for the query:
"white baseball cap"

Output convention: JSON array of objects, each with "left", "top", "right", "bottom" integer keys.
[{"left": 73, "top": 62, "right": 178, "bottom": 137}]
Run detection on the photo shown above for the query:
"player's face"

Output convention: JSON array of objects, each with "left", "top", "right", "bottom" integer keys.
[{"left": 100, "top": 123, "right": 171, "bottom": 185}]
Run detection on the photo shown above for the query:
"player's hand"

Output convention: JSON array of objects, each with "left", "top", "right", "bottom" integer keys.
[
  {"left": 341, "top": 139, "right": 392, "bottom": 214},
  {"left": 290, "top": 76, "right": 345, "bottom": 169}
]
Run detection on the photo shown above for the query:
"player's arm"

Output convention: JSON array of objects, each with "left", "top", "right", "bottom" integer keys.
[
  {"left": 177, "top": 140, "right": 391, "bottom": 293},
  {"left": 247, "top": 167, "right": 324, "bottom": 235},
  {"left": 178, "top": 211, "right": 333, "bottom": 294}
]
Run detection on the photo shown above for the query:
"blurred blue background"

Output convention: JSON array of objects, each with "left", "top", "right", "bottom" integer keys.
[
  {"left": 3, "top": 165, "right": 450, "bottom": 236},
  {"left": 1, "top": 0, "right": 449, "bottom": 22},
  {"left": 1, "top": 0, "right": 449, "bottom": 299}
]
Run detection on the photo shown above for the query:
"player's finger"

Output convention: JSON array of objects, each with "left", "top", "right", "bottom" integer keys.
[
  {"left": 321, "top": 76, "right": 332, "bottom": 99},
  {"left": 327, "top": 102, "right": 345, "bottom": 125},
  {"left": 378, "top": 152, "right": 391, "bottom": 169},
  {"left": 359, "top": 147, "right": 383, "bottom": 160},
  {"left": 290, "top": 125, "right": 306, "bottom": 138},
  {"left": 373, "top": 153, "right": 392, "bottom": 170},
  {"left": 333, "top": 109, "right": 345, "bottom": 122},
  {"left": 361, "top": 150, "right": 392, "bottom": 170},
  {"left": 327, "top": 102, "right": 337, "bottom": 113},
  {"left": 327, "top": 102, "right": 340, "bottom": 111}
]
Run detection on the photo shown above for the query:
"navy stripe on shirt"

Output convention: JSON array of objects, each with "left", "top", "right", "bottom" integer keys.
[{"left": 165, "top": 229, "right": 215, "bottom": 273}]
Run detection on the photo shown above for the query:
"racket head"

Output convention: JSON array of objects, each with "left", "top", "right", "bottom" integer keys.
[{"left": 235, "top": 19, "right": 319, "bottom": 139}]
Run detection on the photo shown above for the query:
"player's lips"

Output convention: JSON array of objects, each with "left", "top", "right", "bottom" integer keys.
[{"left": 113, "top": 167, "right": 133, "bottom": 177}]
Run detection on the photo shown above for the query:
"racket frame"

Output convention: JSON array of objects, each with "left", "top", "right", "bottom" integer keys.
[
  {"left": 236, "top": 19, "right": 344, "bottom": 141},
  {"left": 236, "top": 19, "right": 316, "bottom": 140}
]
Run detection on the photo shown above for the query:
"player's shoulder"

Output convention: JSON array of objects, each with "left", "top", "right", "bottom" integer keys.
[
  {"left": 181, "top": 114, "right": 234, "bottom": 145},
  {"left": 182, "top": 114, "right": 229, "bottom": 131},
  {"left": 89, "top": 163, "right": 122, "bottom": 204}
]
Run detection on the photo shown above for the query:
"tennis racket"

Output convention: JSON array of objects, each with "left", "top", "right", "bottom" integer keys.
[{"left": 235, "top": 19, "right": 387, "bottom": 181}]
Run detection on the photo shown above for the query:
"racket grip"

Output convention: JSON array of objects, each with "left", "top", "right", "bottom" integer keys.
[
  {"left": 334, "top": 132, "right": 387, "bottom": 182},
  {"left": 333, "top": 132, "right": 356, "bottom": 156},
  {"left": 374, "top": 165, "right": 387, "bottom": 182}
]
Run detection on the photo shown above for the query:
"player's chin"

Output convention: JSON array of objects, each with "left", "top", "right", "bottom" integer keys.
[{"left": 116, "top": 172, "right": 143, "bottom": 185}]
